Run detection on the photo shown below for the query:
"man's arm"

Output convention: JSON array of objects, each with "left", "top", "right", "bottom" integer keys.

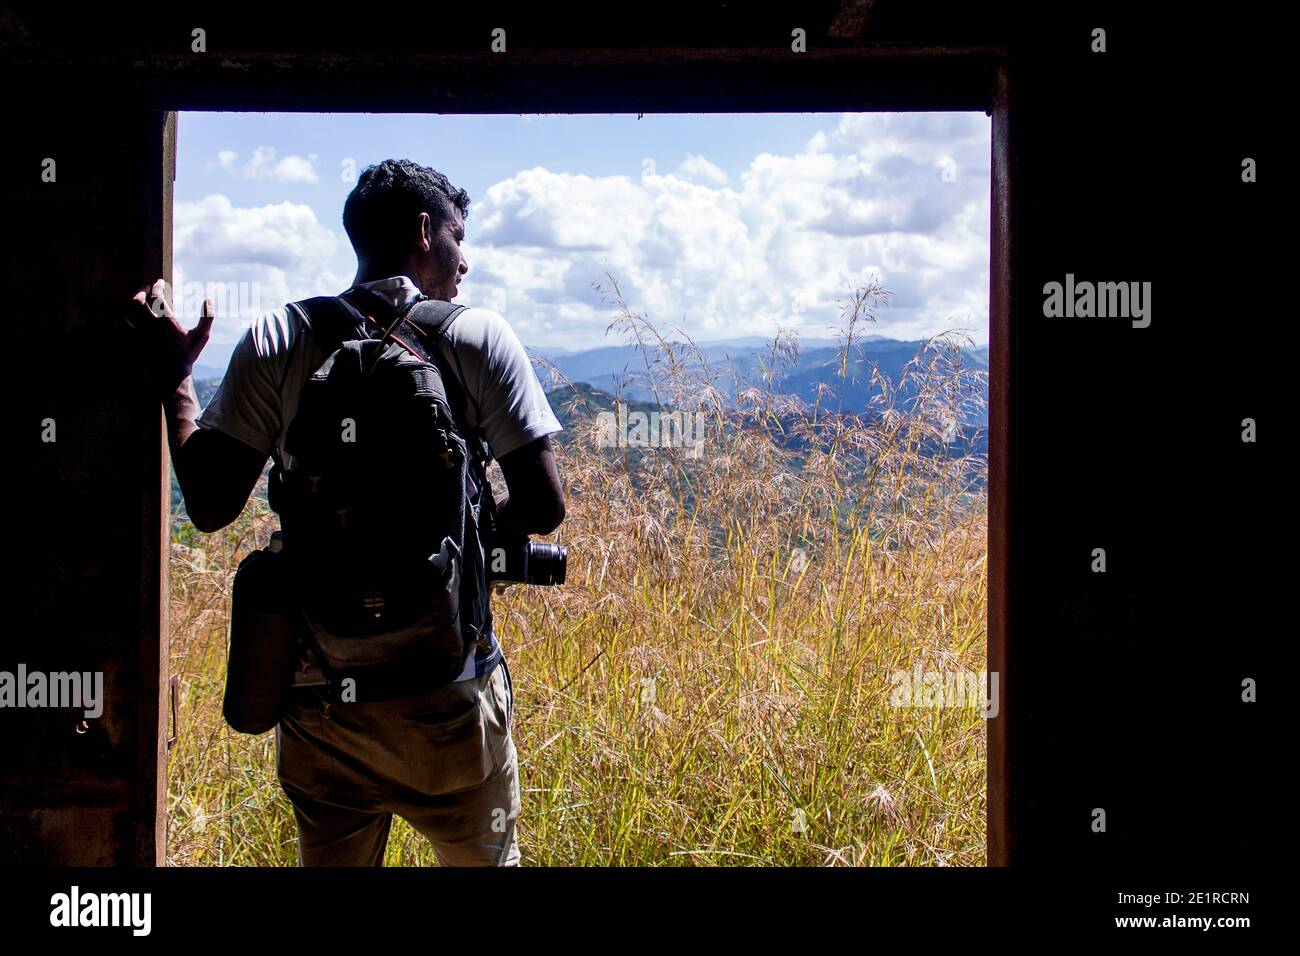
[
  {"left": 493, "top": 434, "right": 565, "bottom": 537},
  {"left": 164, "top": 376, "right": 269, "bottom": 533},
  {"left": 127, "top": 280, "right": 268, "bottom": 533},
  {"left": 450, "top": 307, "right": 566, "bottom": 539}
]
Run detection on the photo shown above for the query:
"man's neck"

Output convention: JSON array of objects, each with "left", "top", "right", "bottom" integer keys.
[
  {"left": 344, "top": 274, "right": 423, "bottom": 319},
  {"left": 352, "top": 265, "right": 420, "bottom": 289}
]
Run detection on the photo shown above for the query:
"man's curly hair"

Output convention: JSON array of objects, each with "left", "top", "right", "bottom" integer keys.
[{"left": 342, "top": 159, "right": 470, "bottom": 261}]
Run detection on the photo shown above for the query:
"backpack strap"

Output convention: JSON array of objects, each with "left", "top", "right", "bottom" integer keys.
[
  {"left": 269, "top": 296, "right": 370, "bottom": 507},
  {"left": 399, "top": 301, "right": 487, "bottom": 459},
  {"left": 387, "top": 301, "right": 501, "bottom": 547},
  {"left": 286, "top": 295, "right": 369, "bottom": 355}
]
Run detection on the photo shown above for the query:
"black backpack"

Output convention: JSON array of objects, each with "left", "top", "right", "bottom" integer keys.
[{"left": 266, "top": 291, "right": 494, "bottom": 698}]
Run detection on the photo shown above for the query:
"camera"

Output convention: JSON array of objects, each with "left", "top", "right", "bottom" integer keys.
[
  {"left": 485, "top": 536, "right": 568, "bottom": 587},
  {"left": 478, "top": 473, "right": 567, "bottom": 587}
]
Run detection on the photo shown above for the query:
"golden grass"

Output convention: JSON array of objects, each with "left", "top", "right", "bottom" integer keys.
[{"left": 166, "top": 276, "right": 989, "bottom": 866}]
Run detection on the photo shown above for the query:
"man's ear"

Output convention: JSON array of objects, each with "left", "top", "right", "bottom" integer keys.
[{"left": 417, "top": 211, "right": 432, "bottom": 251}]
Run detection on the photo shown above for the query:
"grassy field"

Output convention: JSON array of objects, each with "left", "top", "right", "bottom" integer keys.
[{"left": 165, "top": 278, "right": 990, "bottom": 866}]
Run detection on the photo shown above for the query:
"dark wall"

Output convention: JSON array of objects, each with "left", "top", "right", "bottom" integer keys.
[
  {"left": 2, "top": 107, "right": 172, "bottom": 865},
  {"left": 1005, "top": 13, "right": 1268, "bottom": 868}
]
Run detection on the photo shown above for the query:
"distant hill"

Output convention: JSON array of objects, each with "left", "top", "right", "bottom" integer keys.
[
  {"left": 173, "top": 336, "right": 988, "bottom": 528},
  {"left": 192, "top": 363, "right": 228, "bottom": 381},
  {"left": 197, "top": 334, "right": 988, "bottom": 420},
  {"left": 531, "top": 336, "right": 988, "bottom": 421},
  {"left": 540, "top": 380, "right": 659, "bottom": 430},
  {"left": 193, "top": 377, "right": 222, "bottom": 407}
]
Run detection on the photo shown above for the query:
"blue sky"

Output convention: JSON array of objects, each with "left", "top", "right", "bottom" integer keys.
[{"left": 175, "top": 111, "right": 990, "bottom": 366}]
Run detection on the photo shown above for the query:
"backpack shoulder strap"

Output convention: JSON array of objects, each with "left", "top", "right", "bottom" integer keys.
[
  {"left": 287, "top": 296, "right": 368, "bottom": 355},
  {"left": 387, "top": 300, "right": 491, "bottom": 466},
  {"left": 270, "top": 297, "right": 366, "bottom": 493}
]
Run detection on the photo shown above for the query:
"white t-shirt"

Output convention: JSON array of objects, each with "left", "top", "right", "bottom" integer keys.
[{"left": 195, "top": 275, "right": 563, "bottom": 472}]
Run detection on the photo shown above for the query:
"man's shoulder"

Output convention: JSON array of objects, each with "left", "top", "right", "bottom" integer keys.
[
  {"left": 440, "top": 305, "right": 527, "bottom": 359},
  {"left": 447, "top": 305, "right": 511, "bottom": 338},
  {"left": 236, "top": 302, "right": 309, "bottom": 360}
]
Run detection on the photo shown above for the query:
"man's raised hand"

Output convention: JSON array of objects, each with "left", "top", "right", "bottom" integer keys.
[{"left": 125, "top": 278, "right": 215, "bottom": 397}]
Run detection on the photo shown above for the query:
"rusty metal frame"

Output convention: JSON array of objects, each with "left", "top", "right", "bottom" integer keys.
[{"left": 986, "top": 64, "right": 1012, "bottom": 867}]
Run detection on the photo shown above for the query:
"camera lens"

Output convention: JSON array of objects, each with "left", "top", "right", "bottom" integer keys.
[{"left": 525, "top": 542, "right": 568, "bottom": 586}]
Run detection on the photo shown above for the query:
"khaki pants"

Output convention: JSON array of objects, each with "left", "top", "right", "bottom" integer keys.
[{"left": 275, "top": 657, "right": 520, "bottom": 866}]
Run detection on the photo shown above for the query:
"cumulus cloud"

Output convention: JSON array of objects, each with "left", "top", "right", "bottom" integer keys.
[
  {"left": 457, "top": 112, "right": 990, "bottom": 349},
  {"left": 213, "top": 146, "right": 321, "bottom": 183},
  {"left": 172, "top": 193, "right": 346, "bottom": 350},
  {"left": 677, "top": 154, "right": 728, "bottom": 186},
  {"left": 176, "top": 113, "right": 990, "bottom": 361}
]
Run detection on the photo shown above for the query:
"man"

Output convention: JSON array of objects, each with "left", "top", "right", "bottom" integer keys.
[{"left": 126, "top": 158, "right": 565, "bottom": 866}]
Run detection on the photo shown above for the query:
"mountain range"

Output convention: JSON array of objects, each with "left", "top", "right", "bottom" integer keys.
[
  {"left": 527, "top": 336, "right": 989, "bottom": 421},
  {"left": 176, "top": 336, "right": 986, "bottom": 525},
  {"left": 191, "top": 333, "right": 988, "bottom": 416},
  {"left": 194, "top": 334, "right": 988, "bottom": 424}
]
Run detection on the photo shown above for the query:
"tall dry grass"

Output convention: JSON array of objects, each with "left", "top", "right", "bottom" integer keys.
[{"left": 166, "top": 276, "right": 989, "bottom": 866}]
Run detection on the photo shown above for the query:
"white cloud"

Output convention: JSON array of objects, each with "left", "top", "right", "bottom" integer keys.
[
  {"left": 178, "top": 114, "right": 991, "bottom": 359},
  {"left": 457, "top": 112, "right": 991, "bottom": 349},
  {"left": 212, "top": 146, "right": 321, "bottom": 183},
  {"left": 677, "top": 154, "right": 728, "bottom": 186},
  {"left": 172, "top": 193, "right": 345, "bottom": 350}
]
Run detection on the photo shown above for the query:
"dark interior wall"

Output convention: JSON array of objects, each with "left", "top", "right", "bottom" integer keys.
[
  {"left": 1002, "top": 20, "right": 1267, "bottom": 869},
  {"left": 0, "top": 1, "right": 1268, "bottom": 868},
  {"left": 2, "top": 107, "right": 172, "bottom": 865}
]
